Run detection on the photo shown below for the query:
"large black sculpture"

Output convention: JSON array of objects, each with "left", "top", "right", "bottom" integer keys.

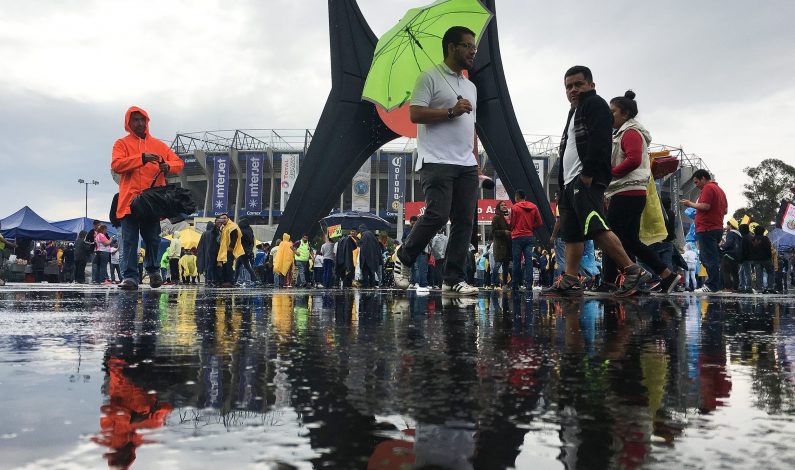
[
  {"left": 275, "top": 0, "right": 553, "bottom": 243},
  {"left": 274, "top": 0, "right": 398, "bottom": 243},
  {"left": 471, "top": 0, "right": 555, "bottom": 240}
]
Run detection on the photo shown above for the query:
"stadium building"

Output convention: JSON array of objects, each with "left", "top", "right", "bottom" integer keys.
[{"left": 166, "top": 128, "right": 707, "bottom": 240}]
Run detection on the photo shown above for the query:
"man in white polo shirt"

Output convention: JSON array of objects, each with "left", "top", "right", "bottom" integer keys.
[{"left": 393, "top": 26, "right": 479, "bottom": 295}]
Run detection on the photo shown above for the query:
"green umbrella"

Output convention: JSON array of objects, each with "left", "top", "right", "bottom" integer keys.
[{"left": 361, "top": 0, "right": 493, "bottom": 111}]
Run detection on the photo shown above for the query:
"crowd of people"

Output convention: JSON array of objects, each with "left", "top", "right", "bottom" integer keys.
[{"left": 3, "top": 28, "right": 791, "bottom": 297}]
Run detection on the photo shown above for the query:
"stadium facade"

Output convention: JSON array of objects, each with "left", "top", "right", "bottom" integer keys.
[{"left": 167, "top": 128, "right": 707, "bottom": 239}]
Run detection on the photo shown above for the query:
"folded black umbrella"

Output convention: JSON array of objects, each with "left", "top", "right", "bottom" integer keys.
[{"left": 130, "top": 171, "right": 196, "bottom": 220}]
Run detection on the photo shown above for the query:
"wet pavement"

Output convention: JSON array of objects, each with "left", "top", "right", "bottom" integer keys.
[{"left": 1, "top": 285, "right": 794, "bottom": 469}]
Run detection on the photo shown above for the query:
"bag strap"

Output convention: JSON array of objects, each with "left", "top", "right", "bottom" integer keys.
[{"left": 148, "top": 156, "right": 165, "bottom": 188}]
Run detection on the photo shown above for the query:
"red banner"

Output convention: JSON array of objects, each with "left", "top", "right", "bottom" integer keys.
[{"left": 404, "top": 199, "right": 513, "bottom": 223}]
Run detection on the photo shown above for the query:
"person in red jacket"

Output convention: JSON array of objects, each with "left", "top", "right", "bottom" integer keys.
[
  {"left": 511, "top": 189, "right": 543, "bottom": 293},
  {"left": 111, "top": 106, "right": 184, "bottom": 290}
]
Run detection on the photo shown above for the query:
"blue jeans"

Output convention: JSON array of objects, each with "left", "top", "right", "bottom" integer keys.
[
  {"left": 96, "top": 252, "right": 110, "bottom": 282},
  {"left": 739, "top": 261, "right": 752, "bottom": 291},
  {"left": 296, "top": 260, "right": 308, "bottom": 287},
  {"left": 511, "top": 236, "right": 535, "bottom": 290},
  {"left": 753, "top": 261, "right": 774, "bottom": 290},
  {"left": 120, "top": 216, "right": 160, "bottom": 284},
  {"left": 697, "top": 230, "right": 722, "bottom": 291},
  {"left": 322, "top": 259, "right": 334, "bottom": 288},
  {"left": 413, "top": 253, "right": 429, "bottom": 287}
]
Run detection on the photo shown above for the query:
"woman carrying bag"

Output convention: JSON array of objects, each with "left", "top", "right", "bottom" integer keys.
[{"left": 599, "top": 91, "right": 681, "bottom": 294}]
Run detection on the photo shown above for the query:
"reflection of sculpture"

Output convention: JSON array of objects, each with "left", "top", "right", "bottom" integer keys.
[
  {"left": 92, "top": 358, "right": 172, "bottom": 469},
  {"left": 276, "top": 0, "right": 552, "bottom": 243}
]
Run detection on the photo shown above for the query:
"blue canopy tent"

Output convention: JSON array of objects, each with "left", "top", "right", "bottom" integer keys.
[
  {"left": 51, "top": 217, "right": 117, "bottom": 238},
  {"left": 0, "top": 206, "right": 76, "bottom": 241}
]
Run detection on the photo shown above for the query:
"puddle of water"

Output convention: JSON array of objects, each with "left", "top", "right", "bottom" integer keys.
[{"left": 0, "top": 288, "right": 794, "bottom": 469}]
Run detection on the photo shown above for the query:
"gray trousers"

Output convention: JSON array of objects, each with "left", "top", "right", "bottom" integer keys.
[{"left": 398, "top": 163, "right": 478, "bottom": 285}]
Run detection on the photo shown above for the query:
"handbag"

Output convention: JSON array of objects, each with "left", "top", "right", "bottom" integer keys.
[
  {"left": 650, "top": 150, "right": 680, "bottom": 179},
  {"left": 130, "top": 167, "right": 196, "bottom": 220}
]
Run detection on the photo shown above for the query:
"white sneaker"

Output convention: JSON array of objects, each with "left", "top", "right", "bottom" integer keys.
[
  {"left": 415, "top": 286, "right": 430, "bottom": 295},
  {"left": 442, "top": 281, "right": 479, "bottom": 296},
  {"left": 393, "top": 255, "right": 411, "bottom": 289},
  {"left": 694, "top": 285, "right": 713, "bottom": 293}
]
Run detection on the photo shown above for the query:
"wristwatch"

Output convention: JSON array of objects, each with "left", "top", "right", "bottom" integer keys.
[{"left": 447, "top": 108, "right": 454, "bottom": 119}]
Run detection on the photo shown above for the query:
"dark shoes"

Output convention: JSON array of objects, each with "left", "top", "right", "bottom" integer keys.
[
  {"left": 149, "top": 272, "right": 163, "bottom": 288},
  {"left": 118, "top": 279, "right": 138, "bottom": 290},
  {"left": 584, "top": 282, "right": 615, "bottom": 296},
  {"left": 541, "top": 274, "right": 583, "bottom": 297},
  {"left": 613, "top": 264, "right": 653, "bottom": 298},
  {"left": 651, "top": 273, "right": 683, "bottom": 294}
]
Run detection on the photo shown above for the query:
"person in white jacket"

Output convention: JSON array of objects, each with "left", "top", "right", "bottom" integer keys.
[{"left": 683, "top": 243, "right": 698, "bottom": 291}]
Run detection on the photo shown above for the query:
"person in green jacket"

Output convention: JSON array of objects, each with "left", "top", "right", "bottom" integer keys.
[
  {"left": 294, "top": 234, "right": 312, "bottom": 288},
  {"left": 160, "top": 251, "right": 171, "bottom": 283}
]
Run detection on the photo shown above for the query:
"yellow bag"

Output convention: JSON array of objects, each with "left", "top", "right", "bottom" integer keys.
[{"left": 639, "top": 177, "right": 668, "bottom": 246}]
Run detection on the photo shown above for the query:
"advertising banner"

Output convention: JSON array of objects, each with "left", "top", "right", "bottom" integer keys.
[
  {"left": 405, "top": 199, "right": 513, "bottom": 224},
  {"left": 387, "top": 154, "right": 407, "bottom": 216},
  {"left": 244, "top": 153, "right": 264, "bottom": 215},
  {"left": 211, "top": 154, "right": 229, "bottom": 216},
  {"left": 280, "top": 153, "right": 300, "bottom": 212},
  {"left": 352, "top": 157, "right": 372, "bottom": 212}
]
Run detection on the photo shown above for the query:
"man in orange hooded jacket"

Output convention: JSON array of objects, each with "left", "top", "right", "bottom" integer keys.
[{"left": 112, "top": 106, "right": 184, "bottom": 290}]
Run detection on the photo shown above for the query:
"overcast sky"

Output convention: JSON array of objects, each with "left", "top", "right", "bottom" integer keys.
[{"left": 1, "top": 0, "right": 792, "bottom": 221}]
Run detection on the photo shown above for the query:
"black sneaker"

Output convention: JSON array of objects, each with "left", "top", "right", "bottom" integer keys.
[
  {"left": 584, "top": 283, "right": 615, "bottom": 296},
  {"left": 613, "top": 265, "right": 652, "bottom": 298},
  {"left": 652, "top": 273, "right": 682, "bottom": 294},
  {"left": 149, "top": 272, "right": 163, "bottom": 288},
  {"left": 118, "top": 279, "right": 138, "bottom": 290},
  {"left": 540, "top": 274, "right": 583, "bottom": 297}
]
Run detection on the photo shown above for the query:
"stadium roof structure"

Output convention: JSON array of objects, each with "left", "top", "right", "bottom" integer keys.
[{"left": 171, "top": 128, "right": 707, "bottom": 166}]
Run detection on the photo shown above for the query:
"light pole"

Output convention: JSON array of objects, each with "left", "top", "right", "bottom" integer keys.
[{"left": 77, "top": 179, "right": 99, "bottom": 219}]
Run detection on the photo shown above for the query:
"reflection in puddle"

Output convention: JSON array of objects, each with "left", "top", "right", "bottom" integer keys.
[{"left": 0, "top": 288, "right": 794, "bottom": 469}]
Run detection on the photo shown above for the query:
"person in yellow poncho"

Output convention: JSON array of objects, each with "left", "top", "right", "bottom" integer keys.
[
  {"left": 273, "top": 233, "right": 295, "bottom": 288},
  {"left": 215, "top": 214, "right": 244, "bottom": 287},
  {"left": 179, "top": 248, "right": 198, "bottom": 284}
]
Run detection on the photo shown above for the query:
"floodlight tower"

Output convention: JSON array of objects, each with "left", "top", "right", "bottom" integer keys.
[{"left": 77, "top": 179, "right": 99, "bottom": 219}]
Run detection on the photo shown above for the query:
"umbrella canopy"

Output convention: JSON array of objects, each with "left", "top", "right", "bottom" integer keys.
[
  {"left": 321, "top": 211, "right": 391, "bottom": 232},
  {"left": 51, "top": 217, "right": 117, "bottom": 238},
  {"left": 361, "top": 0, "right": 492, "bottom": 111},
  {"left": 0, "top": 206, "right": 76, "bottom": 241},
  {"left": 769, "top": 228, "right": 795, "bottom": 252},
  {"left": 163, "top": 227, "right": 202, "bottom": 250}
]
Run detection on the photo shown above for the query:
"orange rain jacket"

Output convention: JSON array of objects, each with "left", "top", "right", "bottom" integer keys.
[{"left": 111, "top": 106, "right": 185, "bottom": 219}]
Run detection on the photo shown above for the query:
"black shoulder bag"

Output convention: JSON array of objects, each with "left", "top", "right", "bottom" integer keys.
[{"left": 130, "top": 164, "right": 196, "bottom": 221}]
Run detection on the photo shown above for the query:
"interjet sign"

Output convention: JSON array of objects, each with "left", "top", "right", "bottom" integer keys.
[
  {"left": 245, "top": 153, "right": 264, "bottom": 214},
  {"left": 212, "top": 154, "right": 229, "bottom": 215}
]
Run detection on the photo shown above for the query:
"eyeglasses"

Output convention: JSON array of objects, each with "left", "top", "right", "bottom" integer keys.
[{"left": 457, "top": 42, "right": 477, "bottom": 52}]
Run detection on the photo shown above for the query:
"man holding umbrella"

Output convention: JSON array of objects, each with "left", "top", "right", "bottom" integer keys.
[{"left": 393, "top": 26, "right": 480, "bottom": 295}]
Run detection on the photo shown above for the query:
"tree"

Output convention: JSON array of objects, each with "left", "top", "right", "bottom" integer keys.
[{"left": 741, "top": 158, "right": 795, "bottom": 224}]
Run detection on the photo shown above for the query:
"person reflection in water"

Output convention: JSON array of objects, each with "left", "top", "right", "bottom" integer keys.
[{"left": 92, "top": 357, "right": 172, "bottom": 469}]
